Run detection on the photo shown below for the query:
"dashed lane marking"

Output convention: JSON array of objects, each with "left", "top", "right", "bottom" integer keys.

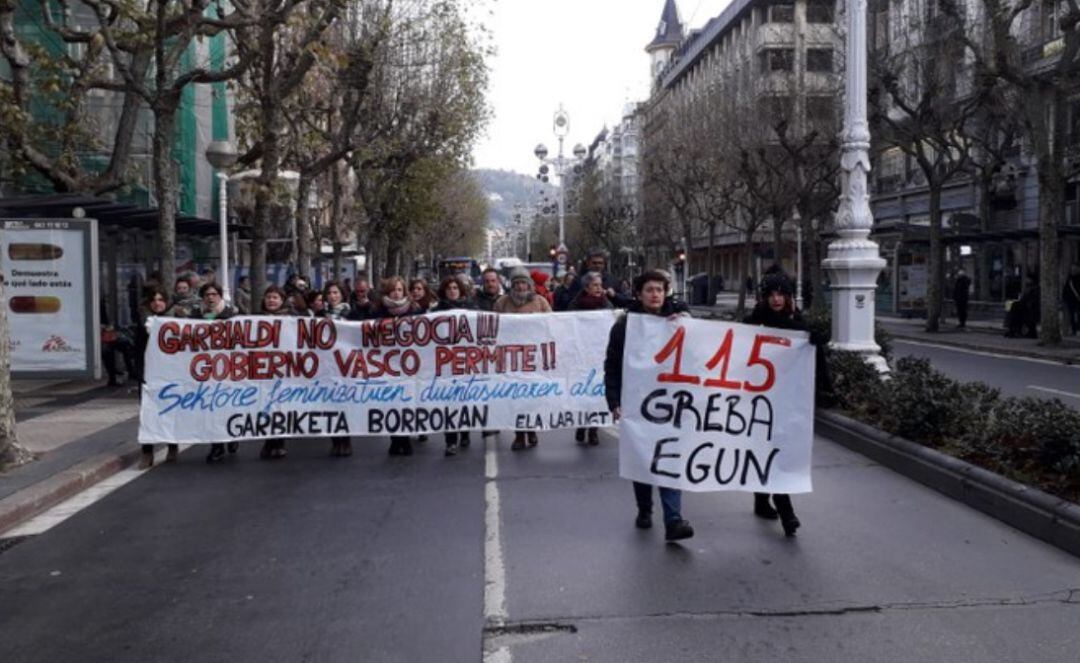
[
  {"left": 1027, "top": 385, "right": 1080, "bottom": 400},
  {"left": 483, "top": 435, "right": 511, "bottom": 663}
]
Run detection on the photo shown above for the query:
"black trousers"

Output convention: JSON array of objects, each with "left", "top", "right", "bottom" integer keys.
[{"left": 955, "top": 299, "right": 969, "bottom": 327}]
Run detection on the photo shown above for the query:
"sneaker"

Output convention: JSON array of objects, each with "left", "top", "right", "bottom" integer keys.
[
  {"left": 664, "top": 519, "right": 695, "bottom": 542},
  {"left": 635, "top": 512, "right": 653, "bottom": 529},
  {"left": 445, "top": 442, "right": 459, "bottom": 457}
]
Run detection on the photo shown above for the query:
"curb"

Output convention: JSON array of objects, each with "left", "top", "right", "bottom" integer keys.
[
  {"left": 887, "top": 332, "right": 1080, "bottom": 364},
  {"left": 0, "top": 447, "right": 142, "bottom": 535},
  {"left": 816, "top": 409, "right": 1080, "bottom": 559}
]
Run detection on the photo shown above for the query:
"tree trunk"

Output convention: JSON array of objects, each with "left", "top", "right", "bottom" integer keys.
[
  {"left": 296, "top": 175, "right": 313, "bottom": 278},
  {"left": 0, "top": 277, "right": 31, "bottom": 469},
  {"left": 251, "top": 188, "right": 269, "bottom": 307},
  {"left": 152, "top": 107, "right": 178, "bottom": 284},
  {"left": 925, "top": 181, "right": 944, "bottom": 332},
  {"left": 737, "top": 230, "right": 755, "bottom": 316},
  {"left": 706, "top": 221, "right": 716, "bottom": 305},
  {"left": 332, "top": 163, "right": 344, "bottom": 281},
  {"left": 1037, "top": 94, "right": 1064, "bottom": 345}
]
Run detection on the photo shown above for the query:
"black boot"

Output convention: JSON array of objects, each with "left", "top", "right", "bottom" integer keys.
[
  {"left": 206, "top": 444, "right": 225, "bottom": 463},
  {"left": 575, "top": 428, "right": 586, "bottom": 445},
  {"left": 388, "top": 438, "right": 402, "bottom": 456},
  {"left": 635, "top": 510, "right": 653, "bottom": 529},
  {"left": 754, "top": 493, "right": 778, "bottom": 520},
  {"left": 773, "top": 494, "right": 800, "bottom": 537},
  {"left": 664, "top": 519, "right": 695, "bottom": 542}
]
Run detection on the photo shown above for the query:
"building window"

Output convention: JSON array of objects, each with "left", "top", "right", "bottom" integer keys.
[
  {"left": 767, "top": 0, "right": 795, "bottom": 23},
  {"left": 761, "top": 48, "right": 795, "bottom": 72},
  {"left": 807, "top": 0, "right": 834, "bottom": 23},
  {"left": 807, "top": 49, "right": 833, "bottom": 72}
]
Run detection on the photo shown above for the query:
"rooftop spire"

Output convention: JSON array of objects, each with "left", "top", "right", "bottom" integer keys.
[{"left": 646, "top": 0, "right": 685, "bottom": 52}]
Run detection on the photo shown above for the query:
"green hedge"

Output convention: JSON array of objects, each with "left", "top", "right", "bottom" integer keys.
[{"left": 826, "top": 352, "right": 1080, "bottom": 502}]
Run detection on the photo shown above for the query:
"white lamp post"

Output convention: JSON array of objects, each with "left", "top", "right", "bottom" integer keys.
[
  {"left": 205, "top": 140, "right": 238, "bottom": 305},
  {"left": 822, "top": 0, "right": 888, "bottom": 372},
  {"left": 534, "top": 106, "right": 587, "bottom": 275}
]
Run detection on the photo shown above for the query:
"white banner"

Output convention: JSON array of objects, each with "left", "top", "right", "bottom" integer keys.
[
  {"left": 139, "top": 310, "right": 617, "bottom": 443},
  {"left": 618, "top": 315, "right": 815, "bottom": 493}
]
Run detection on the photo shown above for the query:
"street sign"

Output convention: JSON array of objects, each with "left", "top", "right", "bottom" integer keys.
[{"left": 555, "top": 245, "right": 568, "bottom": 265}]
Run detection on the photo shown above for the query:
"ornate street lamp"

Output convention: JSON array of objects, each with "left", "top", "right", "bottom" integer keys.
[
  {"left": 205, "top": 140, "right": 239, "bottom": 305},
  {"left": 822, "top": 0, "right": 888, "bottom": 371}
]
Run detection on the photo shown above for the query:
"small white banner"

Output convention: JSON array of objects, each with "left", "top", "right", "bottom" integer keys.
[
  {"left": 618, "top": 315, "right": 815, "bottom": 493},
  {"left": 139, "top": 310, "right": 616, "bottom": 443}
]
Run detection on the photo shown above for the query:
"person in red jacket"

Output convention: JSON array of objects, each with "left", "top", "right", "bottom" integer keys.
[{"left": 531, "top": 270, "right": 554, "bottom": 306}]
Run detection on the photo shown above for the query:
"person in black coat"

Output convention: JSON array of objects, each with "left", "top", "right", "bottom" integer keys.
[
  {"left": 191, "top": 282, "right": 240, "bottom": 463},
  {"left": 434, "top": 275, "right": 475, "bottom": 456},
  {"left": 569, "top": 250, "right": 632, "bottom": 308},
  {"left": 743, "top": 272, "right": 827, "bottom": 537},
  {"left": 952, "top": 269, "right": 972, "bottom": 330},
  {"left": 604, "top": 269, "right": 694, "bottom": 542},
  {"left": 1063, "top": 264, "right": 1080, "bottom": 335}
]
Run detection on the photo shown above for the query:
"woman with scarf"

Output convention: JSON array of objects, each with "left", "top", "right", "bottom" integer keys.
[
  {"left": 323, "top": 281, "right": 353, "bottom": 456},
  {"left": 190, "top": 282, "right": 240, "bottom": 463},
  {"left": 743, "top": 271, "right": 827, "bottom": 537},
  {"left": 568, "top": 272, "right": 613, "bottom": 446},
  {"left": 136, "top": 286, "right": 179, "bottom": 467},
  {"left": 379, "top": 277, "right": 423, "bottom": 456},
  {"left": 433, "top": 275, "right": 475, "bottom": 456},
  {"left": 259, "top": 285, "right": 292, "bottom": 460},
  {"left": 495, "top": 268, "right": 552, "bottom": 450}
]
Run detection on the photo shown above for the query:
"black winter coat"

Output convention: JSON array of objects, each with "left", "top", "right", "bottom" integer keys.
[
  {"left": 603, "top": 299, "right": 688, "bottom": 412},
  {"left": 743, "top": 303, "right": 833, "bottom": 405}
]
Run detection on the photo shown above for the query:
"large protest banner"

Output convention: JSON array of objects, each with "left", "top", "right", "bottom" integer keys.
[
  {"left": 618, "top": 315, "right": 815, "bottom": 493},
  {"left": 139, "top": 310, "right": 617, "bottom": 444}
]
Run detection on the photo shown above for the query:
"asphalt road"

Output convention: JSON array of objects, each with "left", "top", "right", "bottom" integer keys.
[
  {"left": 2, "top": 429, "right": 1079, "bottom": 663},
  {"left": 892, "top": 339, "right": 1080, "bottom": 404}
]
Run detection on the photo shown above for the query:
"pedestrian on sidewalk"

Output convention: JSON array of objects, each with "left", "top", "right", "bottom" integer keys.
[
  {"left": 1063, "top": 264, "right": 1080, "bottom": 336},
  {"left": 258, "top": 285, "right": 291, "bottom": 460},
  {"left": 496, "top": 268, "right": 552, "bottom": 451},
  {"left": 434, "top": 276, "right": 475, "bottom": 456},
  {"left": 323, "top": 281, "right": 353, "bottom": 457},
  {"left": 136, "top": 286, "right": 179, "bottom": 468},
  {"left": 379, "top": 277, "right": 423, "bottom": 456},
  {"left": 569, "top": 272, "right": 612, "bottom": 447},
  {"left": 190, "top": 282, "right": 240, "bottom": 463},
  {"left": 603, "top": 269, "right": 694, "bottom": 542},
  {"left": 743, "top": 272, "right": 828, "bottom": 537},
  {"left": 953, "top": 269, "right": 972, "bottom": 330}
]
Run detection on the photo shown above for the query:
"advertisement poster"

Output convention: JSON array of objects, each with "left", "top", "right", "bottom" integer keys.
[
  {"left": 139, "top": 310, "right": 618, "bottom": 443},
  {"left": 0, "top": 219, "right": 98, "bottom": 376},
  {"left": 618, "top": 315, "right": 815, "bottom": 494}
]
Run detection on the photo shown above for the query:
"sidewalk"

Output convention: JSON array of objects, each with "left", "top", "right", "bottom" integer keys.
[
  {"left": 1, "top": 379, "right": 142, "bottom": 534},
  {"left": 690, "top": 295, "right": 1080, "bottom": 364}
]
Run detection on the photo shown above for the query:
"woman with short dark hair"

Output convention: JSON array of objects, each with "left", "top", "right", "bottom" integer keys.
[{"left": 433, "top": 275, "right": 475, "bottom": 456}]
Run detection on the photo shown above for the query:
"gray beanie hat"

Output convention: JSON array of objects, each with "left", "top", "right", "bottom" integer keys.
[{"left": 510, "top": 268, "right": 531, "bottom": 285}]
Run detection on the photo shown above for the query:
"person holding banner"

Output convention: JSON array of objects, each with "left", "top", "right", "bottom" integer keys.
[
  {"left": 475, "top": 268, "right": 503, "bottom": 312},
  {"left": 348, "top": 274, "right": 380, "bottom": 321},
  {"left": 434, "top": 276, "right": 476, "bottom": 456},
  {"left": 409, "top": 278, "right": 438, "bottom": 313},
  {"left": 322, "top": 281, "right": 354, "bottom": 457},
  {"left": 136, "top": 286, "right": 179, "bottom": 468},
  {"left": 258, "top": 285, "right": 292, "bottom": 460},
  {"left": 743, "top": 272, "right": 826, "bottom": 537},
  {"left": 604, "top": 270, "right": 695, "bottom": 542},
  {"left": 380, "top": 277, "right": 424, "bottom": 456},
  {"left": 191, "top": 282, "right": 241, "bottom": 463},
  {"left": 569, "top": 272, "right": 613, "bottom": 446},
  {"left": 496, "top": 268, "right": 552, "bottom": 450}
]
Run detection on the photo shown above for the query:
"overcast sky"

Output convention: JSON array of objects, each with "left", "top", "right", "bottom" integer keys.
[{"left": 470, "top": 0, "right": 734, "bottom": 176}]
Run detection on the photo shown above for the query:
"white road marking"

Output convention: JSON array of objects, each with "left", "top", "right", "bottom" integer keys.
[
  {"left": 1027, "top": 385, "right": 1080, "bottom": 400},
  {"left": 1, "top": 446, "right": 184, "bottom": 538},
  {"left": 483, "top": 435, "right": 510, "bottom": 663},
  {"left": 893, "top": 339, "right": 1080, "bottom": 368}
]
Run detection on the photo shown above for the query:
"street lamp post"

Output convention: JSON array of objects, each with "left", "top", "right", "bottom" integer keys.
[
  {"left": 534, "top": 106, "right": 587, "bottom": 275},
  {"left": 794, "top": 209, "right": 803, "bottom": 310},
  {"left": 205, "top": 140, "right": 239, "bottom": 305},
  {"left": 822, "top": 0, "right": 888, "bottom": 371}
]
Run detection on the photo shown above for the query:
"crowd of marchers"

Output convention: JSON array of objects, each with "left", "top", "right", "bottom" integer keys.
[{"left": 128, "top": 251, "right": 824, "bottom": 544}]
